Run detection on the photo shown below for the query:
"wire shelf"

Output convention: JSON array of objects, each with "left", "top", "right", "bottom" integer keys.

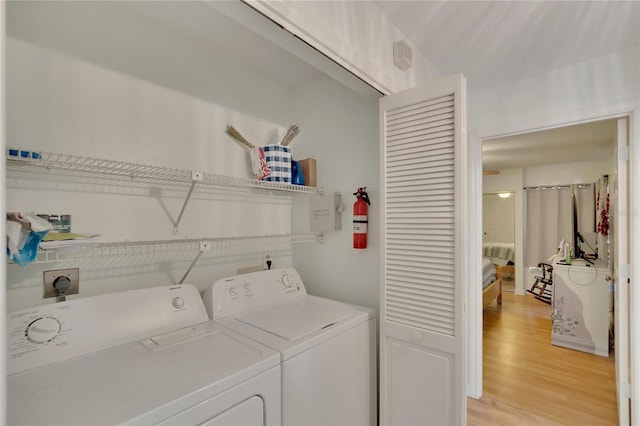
[
  {"left": 7, "top": 148, "right": 323, "bottom": 272},
  {"left": 6, "top": 148, "right": 321, "bottom": 194},
  {"left": 23, "top": 233, "right": 322, "bottom": 264}
]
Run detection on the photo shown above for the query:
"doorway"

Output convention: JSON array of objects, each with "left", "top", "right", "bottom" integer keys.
[
  {"left": 482, "top": 192, "right": 516, "bottom": 292},
  {"left": 474, "top": 116, "right": 626, "bottom": 422}
]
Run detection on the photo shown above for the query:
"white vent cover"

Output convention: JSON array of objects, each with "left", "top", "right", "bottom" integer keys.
[{"left": 393, "top": 40, "right": 413, "bottom": 71}]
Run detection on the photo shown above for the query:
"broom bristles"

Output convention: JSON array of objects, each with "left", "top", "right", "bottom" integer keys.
[
  {"left": 280, "top": 124, "right": 300, "bottom": 146},
  {"left": 226, "top": 125, "right": 254, "bottom": 150}
]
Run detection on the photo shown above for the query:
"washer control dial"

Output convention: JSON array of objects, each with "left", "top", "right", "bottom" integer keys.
[
  {"left": 26, "top": 317, "right": 61, "bottom": 344},
  {"left": 172, "top": 297, "right": 185, "bottom": 309}
]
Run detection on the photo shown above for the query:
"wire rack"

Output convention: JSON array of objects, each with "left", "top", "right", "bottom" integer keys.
[
  {"left": 7, "top": 148, "right": 324, "bottom": 269},
  {"left": 6, "top": 148, "right": 321, "bottom": 194},
  {"left": 27, "top": 233, "right": 322, "bottom": 264}
]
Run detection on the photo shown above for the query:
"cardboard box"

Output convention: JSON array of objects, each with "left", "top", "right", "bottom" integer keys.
[{"left": 299, "top": 158, "right": 317, "bottom": 187}]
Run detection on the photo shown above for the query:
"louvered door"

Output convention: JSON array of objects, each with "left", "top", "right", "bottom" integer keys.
[{"left": 379, "top": 74, "right": 466, "bottom": 426}]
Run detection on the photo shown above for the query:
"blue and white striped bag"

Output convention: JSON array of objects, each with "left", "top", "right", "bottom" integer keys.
[{"left": 262, "top": 145, "right": 291, "bottom": 182}]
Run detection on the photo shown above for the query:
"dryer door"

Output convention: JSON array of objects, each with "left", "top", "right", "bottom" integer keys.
[
  {"left": 160, "top": 396, "right": 263, "bottom": 426},
  {"left": 203, "top": 396, "right": 263, "bottom": 426},
  {"left": 155, "top": 367, "right": 281, "bottom": 426}
]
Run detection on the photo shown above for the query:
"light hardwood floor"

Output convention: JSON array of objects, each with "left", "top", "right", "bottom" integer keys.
[{"left": 467, "top": 292, "right": 617, "bottom": 425}]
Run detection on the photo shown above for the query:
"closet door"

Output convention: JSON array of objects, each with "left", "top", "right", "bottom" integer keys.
[{"left": 379, "top": 74, "right": 467, "bottom": 425}]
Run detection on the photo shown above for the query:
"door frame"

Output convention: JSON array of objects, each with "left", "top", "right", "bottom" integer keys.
[
  {"left": 467, "top": 102, "right": 639, "bottom": 417},
  {"left": 0, "top": 2, "right": 6, "bottom": 423}
]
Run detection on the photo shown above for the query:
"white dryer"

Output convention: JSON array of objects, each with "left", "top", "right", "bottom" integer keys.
[
  {"left": 204, "top": 268, "right": 377, "bottom": 426},
  {"left": 7, "top": 284, "right": 281, "bottom": 425}
]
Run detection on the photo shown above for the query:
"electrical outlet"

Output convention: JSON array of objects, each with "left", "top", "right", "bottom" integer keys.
[{"left": 43, "top": 268, "right": 79, "bottom": 298}]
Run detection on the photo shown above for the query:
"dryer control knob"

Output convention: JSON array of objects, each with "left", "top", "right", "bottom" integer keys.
[
  {"left": 26, "top": 317, "right": 61, "bottom": 344},
  {"left": 172, "top": 297, "right": 185, "bottom": 309}
]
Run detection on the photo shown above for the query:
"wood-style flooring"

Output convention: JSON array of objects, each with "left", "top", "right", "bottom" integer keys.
[
  {"left": 467, "top": 292, "right": 617, "bottom": 425},
  {"left": 502, "top": 277, "right": 515, "bottom": 293}
]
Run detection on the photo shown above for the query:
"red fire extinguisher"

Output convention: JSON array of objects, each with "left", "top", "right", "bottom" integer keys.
[{"left": 353, "top": 187, "right": 370, "bottom": 249}]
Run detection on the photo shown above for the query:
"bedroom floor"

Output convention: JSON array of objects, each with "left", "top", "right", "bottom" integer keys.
[{"left": 467, "top": 292, "right": 617, "bottom": 425}]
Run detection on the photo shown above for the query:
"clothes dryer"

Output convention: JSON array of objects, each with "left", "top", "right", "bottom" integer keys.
[
  {"left": 204, "top": 268, "right": 376, "bottom": 426},
  {"left": 7, "top": 284, "right": 280, "bottom": 425}
]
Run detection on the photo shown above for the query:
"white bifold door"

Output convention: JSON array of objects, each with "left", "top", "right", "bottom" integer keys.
[{"left": 379, "top": 74, "right": 467, "bottom": 425}]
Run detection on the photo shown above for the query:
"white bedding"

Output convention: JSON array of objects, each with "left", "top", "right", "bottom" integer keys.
[
  {"left": 482, "top": 257, "right": 497, "bottom": 289},
  {"left": 483, "top": 242, "right": 515, "bottom": 264}
]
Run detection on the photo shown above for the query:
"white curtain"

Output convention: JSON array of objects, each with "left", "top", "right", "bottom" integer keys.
[
  {"left": 525, "top": 183, "right": 596, "bottom": 268},
  {"left": 525, "top": 186, "right": 572, "bottom": 267}
]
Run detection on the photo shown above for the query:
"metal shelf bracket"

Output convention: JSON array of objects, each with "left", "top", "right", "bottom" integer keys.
[
  {"left": 173, "top": 170, "right": 203, "bottom": 234},
  {"left": 178, "top": 240, "right": 211, "bottom": 284}
]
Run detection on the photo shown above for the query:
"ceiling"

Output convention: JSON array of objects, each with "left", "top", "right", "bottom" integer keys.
[
  {"left": 375, "top": 1, "right": 638, "bottom": 171},
  {"left": 375, "top": 1, "right": 640, "bottom": 94},
  {"left": 482, "top": 119, "right": 617, "bottom": 171}
]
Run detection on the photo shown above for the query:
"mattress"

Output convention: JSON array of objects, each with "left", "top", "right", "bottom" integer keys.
[{"left": 482, "top": 257, "right": 497, "bottom": 289}]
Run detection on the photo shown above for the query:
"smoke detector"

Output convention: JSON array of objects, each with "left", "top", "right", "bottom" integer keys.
[{"left": 393, "top": 40, "right": 413, "bottom": 71}]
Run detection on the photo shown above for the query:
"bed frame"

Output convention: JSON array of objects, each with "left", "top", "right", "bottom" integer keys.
[
  {"left": 502, "top": 265, "right": 515, "bottom": 282},
  {"left": 483, "top": 264, "right": 503, "bottom": 309}
]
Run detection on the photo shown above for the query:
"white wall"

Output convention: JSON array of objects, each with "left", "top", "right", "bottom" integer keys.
[
  {"left": 482, "top": 194, "right": 515, "bottom": 244},
  {"left": 290, "top": 76, "right": 380, "bottom": 312},
  {"left": 4, "top": 6, "right": 285, "bottom": 311},
  {"left": 4, "top": 1, "right": 379, "bottom": 313},
  {"left": 524, "top": 159, "right": 612, "bottom": 186},
  {"left": 469, "top": 46, "right": 640, "bottom": 137}
]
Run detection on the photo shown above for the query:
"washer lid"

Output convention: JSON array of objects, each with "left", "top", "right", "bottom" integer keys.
[
  {"left": 7, "top": 321, "right": 280, "bottom": 425},
  {"left": 237, "top": 297, "right": 356, "bottom": 341}
]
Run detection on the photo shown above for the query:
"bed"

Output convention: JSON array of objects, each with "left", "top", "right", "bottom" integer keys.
[
  {"left": 483, "top": 242, "right": 515, "bottom": 281},
  {"left": 482, "top": 257, "right": 503, "bottom": 308}
]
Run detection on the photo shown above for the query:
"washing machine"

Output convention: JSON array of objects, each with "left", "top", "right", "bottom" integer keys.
[
  {"left": 204, "top": 268, "right": 377, "bottom": 426},
  {"left": 7, "top": 284, "right": 281, "bottom": 425}
]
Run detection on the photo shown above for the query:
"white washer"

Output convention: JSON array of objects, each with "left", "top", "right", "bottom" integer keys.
[
  {"left": 204, "top": 268, "right": 377, "bottom": 426},
  {"left": 7, "top": 284, "right": 281, "bottom": 425}
]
